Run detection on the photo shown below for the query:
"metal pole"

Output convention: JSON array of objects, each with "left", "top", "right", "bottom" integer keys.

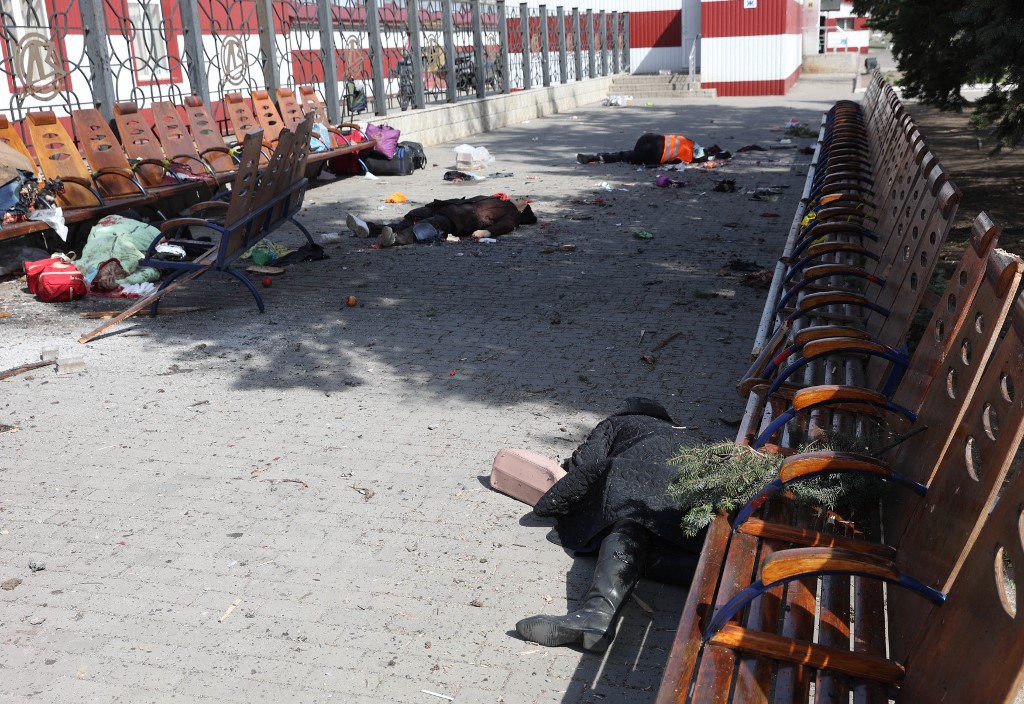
[
  {"left": 586, "top": 9, "right": 595, "bottom": 79},
  {"left": 572, "top": 8, "right": 582, "bottom": 81},
  {"left": 366, "top": 0, "right": 388, "bottom": 115},
  {"left": 539, "top": 6, "right": 550, "bottom": 87},
  {"left": 519, "top": 3, "right": 531, "bottom": 90},
  {"left": 442, "top": 0, "right": 457, "bottom": 102},
  {"left": 611, "top": 11, "right": 619, "bottom": 74},
  {"left": 618, "top": 11, "right": 626, "bottom": 73},
  {"left": 255, "top": 0, "right": 279, "bottom": 93},
  {"left": 497, "top": 0, "right": 511, "bottom": 93},
  {"left": 179, "top": 0, "right": 210, "bottom": 105},
  {"left": 408, "top": 0, "right": 426, "bottom": 108},
  {"left": 78, "top": 0, "right": 118, "bottom": 118},
  {"left": 472, "top": 0, "right": 486, "bottom": 97},
  {"left": 315, "top": 0, "right": 341, "bottom": 123},
  {"left": 599, "top": 10, "right": 608, "bottom": 76},
  {"left": 556, "top": 6, "right": 566, "bottom": 84}
]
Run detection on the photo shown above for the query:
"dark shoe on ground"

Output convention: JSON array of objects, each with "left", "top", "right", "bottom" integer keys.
[
  {"left": 347, "top": 212, "right": 370, "bottom": 238},
  {"left": 515, "top": 520, "right": 650, "bottom": 653},
  {"left": 378, "top": 226, "right": 396, "bottom": 248},
  {"left": 576, "top": 153, "right": 598, "bottom": 164},
  {"left": 411, "top": 222, "right": 442, "bottom": 243}
]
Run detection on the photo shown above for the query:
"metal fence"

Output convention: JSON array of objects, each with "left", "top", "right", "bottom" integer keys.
[{"left": 0, "top": 0, "right": 628, "bottom": 142}]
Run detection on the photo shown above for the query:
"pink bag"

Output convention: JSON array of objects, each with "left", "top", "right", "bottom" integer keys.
[
  {"left": 490, "top": 448, "right": 567, "bottom": 506},
  {"left": 366, "top": 123, "right": 400, "bottom": 160}
]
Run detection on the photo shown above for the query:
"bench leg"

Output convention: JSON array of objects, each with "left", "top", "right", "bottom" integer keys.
[
  {"left": 290, "top": 215, "right": 317, "bottom": 248},
  {"left": 223, "top": 267, "right": 266, "bottom": 313}
]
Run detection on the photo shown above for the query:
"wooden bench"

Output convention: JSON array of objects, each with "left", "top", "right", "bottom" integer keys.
[
  {"left": 655, "top": 72, "right": 1024, "bottom": 702},
  {"left": 144, "top": 114, "right": 314, "bottom": 313}
]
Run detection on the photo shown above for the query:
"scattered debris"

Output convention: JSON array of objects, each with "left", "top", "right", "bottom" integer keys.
[
  {"left": 469, "top": 598, "right": 485, "bottom": 607},
  {"left": 633, "top": 230, "right": 654, "bottom": 240},
  {"left": 219, "top": 597, "right": 242, "bottom": 622},
  {"left": 737, "top": 144, "right": 768, "bottom": 153},
  {"left": 352, "top": 485, "right": 376, "bottom": 500},
  {"left": 652, "top": 332, "right": 683, "bottom": 352},
  {"left": 261, "top": 478, "right": 309, "bottom": 490},
  {"left": 345, "top": 295, "right": 358, "bottom": 307},
  {"left": 741, "top": 270, "right": 773, "bottom": 288},
  {"left": 28, "top": 560, "right": 45, "bottom": 572},
  {"left": 655, "top": 175, "right": 687, "bottom": 188},
  {"left": 713, "top": 179, "right": 737, "bottom": 193},
  {"left": 385, "top": 192, "right": 407, "bottom": 204},
  {"left": 0, "top": 423, "right": 17, "bottom": 433},
  {"left": 0, "top": 359, "right": 55, "bottom": 381},
  {"left": 245, "top": 265, "right": 286, "bottom": 275},
  {"left": 640, "top": 355, "right": 657, "bottom": 365},
  {"left": 1, "top": 578, "right": 21, "bottom": 590},
  {"left": 421, "top": 691, "right": 454, "bottom": 702},
  {"left": 0, "top": 311, "right": 10, "bottom": 318}
]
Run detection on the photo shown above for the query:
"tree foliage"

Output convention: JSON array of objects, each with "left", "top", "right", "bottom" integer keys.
[{"left": 854, "top": 0, "right": 1024, "bottom": 148}]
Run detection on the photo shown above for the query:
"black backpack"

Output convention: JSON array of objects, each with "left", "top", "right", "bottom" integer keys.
[{"left": 398, "top": 141, "right": 427, "bottom": 170}]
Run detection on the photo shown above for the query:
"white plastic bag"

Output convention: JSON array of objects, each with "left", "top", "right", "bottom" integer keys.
[{"left": 454, "top": 144, "right": 493, "bottom": 171}]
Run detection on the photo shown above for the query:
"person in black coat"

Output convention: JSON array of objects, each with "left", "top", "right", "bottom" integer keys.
[
  {"left": 346, "top": 195, "right": 537, "bottom": 247},
  {"left": 515, "top": 399, "right": 706, "bottom": 652}
]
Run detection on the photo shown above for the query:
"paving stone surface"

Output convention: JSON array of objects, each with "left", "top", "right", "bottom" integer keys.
[{"left": 0, "top": 76, "right": 854, "bottom": 703}]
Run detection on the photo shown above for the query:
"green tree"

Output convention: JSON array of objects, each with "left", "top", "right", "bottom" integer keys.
[{"left": 854, "top": 0, "right": 1024, "bottom": 148}]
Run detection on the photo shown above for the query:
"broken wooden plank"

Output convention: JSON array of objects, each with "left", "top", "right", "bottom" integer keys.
[
  {"left": 0, "top": 359, "right": 55, "bottom": 381},
  {"left": 79, "top": 306, "right": 206, "bottom": 320}
]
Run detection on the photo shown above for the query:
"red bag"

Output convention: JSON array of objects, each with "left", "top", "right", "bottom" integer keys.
[
  {"left": 24, "top": 255, "right": 70, "bottom": 295},
  {"left": 35, "top": 261, "right": 87, "bottom": 302}
]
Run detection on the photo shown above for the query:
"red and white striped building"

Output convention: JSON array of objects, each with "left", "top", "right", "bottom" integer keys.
[{"left": 615, "top": 0, "right": 841, "bottom": 96}]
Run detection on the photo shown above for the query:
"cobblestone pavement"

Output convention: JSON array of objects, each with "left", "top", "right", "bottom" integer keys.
[{"left": 0, "top": 77, "right": 854, "bottom": 703}]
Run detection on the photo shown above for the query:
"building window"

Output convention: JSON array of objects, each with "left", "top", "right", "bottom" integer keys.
[{"left": 836, "top": 18, "right": 856, "bottom": 30}]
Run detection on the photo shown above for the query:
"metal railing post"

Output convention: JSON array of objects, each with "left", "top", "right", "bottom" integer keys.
[
  {"left": 78, "top": 0, "right": 118, "bottom": 119},
  {"left": 519, "top": 3, "right": 531, "bottom": 90},
  {"left": 586, "top": 9, "right": 595, "bottom": 78},
  {"left": 255, "top": 0, "right": 279, "bottom": 93},
  {"left": 599, "top": 10, "right": 608, "bottom": 76},
  {"left": 611, "top": 11, "right": 619, "bottom": 73},
  {"left": 316, "top": 0, "right": 341, "bottom": 123},
  {"left": 556, "top": 6, "right": 566, "bottom": 84},
  {"left": 365, "top": 0, "right": 389, "bottom": 115},
  {"left": 539, "top": 5, "right": 550, "bottom": 87},
  {"left": 442, "top": 0, "right": 457, "bottom": 102},
  {"left": 623, "top": 12, "right": 630, "bottom": 73},
  {"left": 497, "top": 0, "right": 511, "bottom": 93},
  {"left": 572, "top": 8, "right": 582, "bottom": 80},
  {"left": 408, "top": 0, "right": 426, "bottom": 108},
  {"left": 180, "top": 0, "right": 210, "bottom": 105},
  {"left": 472, "top": 0, "right": 486, "bottom": 97}
]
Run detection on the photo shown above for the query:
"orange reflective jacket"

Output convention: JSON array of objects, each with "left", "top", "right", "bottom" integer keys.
[{"left": 660, "top": 134, "right": 695, "bottom": 164}]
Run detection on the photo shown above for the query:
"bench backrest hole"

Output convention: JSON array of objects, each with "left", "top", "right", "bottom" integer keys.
[
  {"left": 996, "top": 545, "right": 1017, "bottom": 617},
  {"left": 1001, "top": 373, "right": 1015, "bottom": 403},
  {"left": 983, "top": 403, "right": 1000, "bottom": 441},
  {"left": 965, "top": 435, "right": 982, "bottom": 482}
]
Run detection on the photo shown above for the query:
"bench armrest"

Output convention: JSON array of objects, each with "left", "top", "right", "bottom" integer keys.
[{"left": 704, "top": 547, "right": 946, "bottom": 638}]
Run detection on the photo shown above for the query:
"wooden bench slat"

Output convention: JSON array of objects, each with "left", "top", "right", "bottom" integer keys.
[{"left": 709, "top": 625, "right": 905, "bottom": 687}]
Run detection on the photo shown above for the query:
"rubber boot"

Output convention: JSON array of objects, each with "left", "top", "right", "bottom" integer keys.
[{"left": 516, "top": 521, "right": 649, "bottom": 652}]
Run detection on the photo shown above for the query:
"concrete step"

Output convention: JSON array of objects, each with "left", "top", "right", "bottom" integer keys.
[
  {"left": 607, "top": 73, "right": 715, "bottom": 98},
  {"left": 611, "top": 73, "right": 701, "bottom": 86}
]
